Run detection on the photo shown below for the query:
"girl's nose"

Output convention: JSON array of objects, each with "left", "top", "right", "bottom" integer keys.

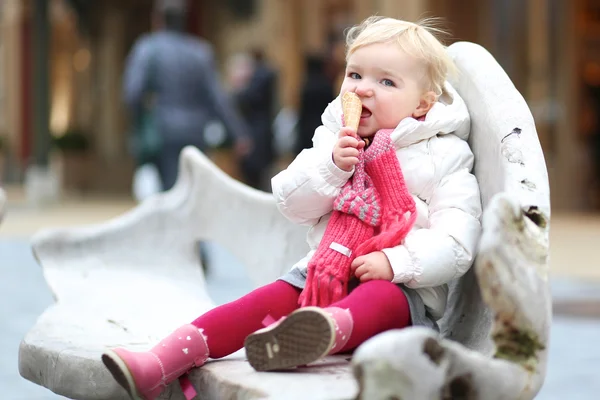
[{"left": 354, "top": 82, "right": 374, "bottom": 98}]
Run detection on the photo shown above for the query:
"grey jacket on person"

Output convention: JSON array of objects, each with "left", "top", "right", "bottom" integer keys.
[{"left": 123, "top": 31, "right": 248, "bottom": 152}]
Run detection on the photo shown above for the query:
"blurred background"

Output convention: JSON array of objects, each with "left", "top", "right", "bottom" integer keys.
[
  {"left": 0, "top": 0, "right": 596, "bottom": 209},
  {"left": 0, "top": 0, "right": 599, "bottom": 399}
]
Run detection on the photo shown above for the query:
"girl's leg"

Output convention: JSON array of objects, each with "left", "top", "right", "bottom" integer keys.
[
  {"left": 102, "top": 280, "right": 300, "bottom": 400},
  {"left": 330, "top": 279, "right": 411, "bottom": 353},
  {"left": 244, "top": 280, "right": 410, "bottom": 371},
  {"left": 192, "top": 279, "right": 301, "bottom": 358}
]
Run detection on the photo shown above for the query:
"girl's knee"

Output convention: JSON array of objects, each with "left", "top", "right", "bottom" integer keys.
[{"left": 357, "top": 280, "right": 408, "bottom": 306}]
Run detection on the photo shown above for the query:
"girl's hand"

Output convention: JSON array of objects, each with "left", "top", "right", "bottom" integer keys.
[
  {"left": 332, "top": 127, "right": 365, "bottom": 172},
  {"left": 351, "top": 251, "right": 394, "bottom": 282}
]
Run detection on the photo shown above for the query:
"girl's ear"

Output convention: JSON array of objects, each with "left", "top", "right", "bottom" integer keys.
[{"left": 413, "top": 91, "right": 437, "bottom": 118}]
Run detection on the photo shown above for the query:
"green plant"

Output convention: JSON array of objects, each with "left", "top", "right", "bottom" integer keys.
[{"left": 53, "top": 130, "right": 90, "bottom": 152}]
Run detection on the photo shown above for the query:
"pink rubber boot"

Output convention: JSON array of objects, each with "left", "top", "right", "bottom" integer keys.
[
  {"left": 102, "top": 324, "right": 209, "bottom": 400},
  {"left": 244, "top": 306, "right": 353, "bottom": 371}
]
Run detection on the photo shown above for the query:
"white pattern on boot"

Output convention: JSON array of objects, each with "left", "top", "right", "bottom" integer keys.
[{"left": 326, "top": 307, "right": 354, "bottom": 355}]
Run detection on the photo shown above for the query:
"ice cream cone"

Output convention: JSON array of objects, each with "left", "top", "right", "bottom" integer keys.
[{"left": 342, "top": 92, "right": 362, "bottom": 131}]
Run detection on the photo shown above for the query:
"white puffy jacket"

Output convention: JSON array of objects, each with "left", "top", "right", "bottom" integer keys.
[{"left": 272, "top": 83, "right": 482, "bottom": 320}]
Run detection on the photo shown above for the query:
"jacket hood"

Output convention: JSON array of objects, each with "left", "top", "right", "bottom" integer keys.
[{"left": 321, "top": 81, "right": 471, "bottom": 148}]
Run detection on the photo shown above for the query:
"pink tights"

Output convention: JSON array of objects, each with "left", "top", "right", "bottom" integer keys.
[{"left": 191, "top": 279, "right": 411, "bottom": 359}]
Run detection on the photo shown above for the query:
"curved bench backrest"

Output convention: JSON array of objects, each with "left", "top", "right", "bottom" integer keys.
[{"left": 438, "top": 42, "right": 551, "bottom": 353}]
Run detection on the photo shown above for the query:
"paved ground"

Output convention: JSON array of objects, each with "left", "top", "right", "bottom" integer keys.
[{"left": 1, "top": 189, "right": 600, "bottom": 399}]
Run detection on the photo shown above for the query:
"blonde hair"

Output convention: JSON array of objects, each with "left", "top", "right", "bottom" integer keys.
[{"left": 345, "top": 16, "right": 456, "bottom": 96}]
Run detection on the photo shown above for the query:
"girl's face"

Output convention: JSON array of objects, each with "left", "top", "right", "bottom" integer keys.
[{"left": 340, "top": 42, "right": 435, "bottom": 138}]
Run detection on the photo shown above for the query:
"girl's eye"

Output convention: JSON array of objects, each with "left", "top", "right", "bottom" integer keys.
[
  {"left": 349, "top": 72, "right": 361, "bottom": 79},
  {"left": 381, "top": 79, "right": 395, "bottom": 87}
]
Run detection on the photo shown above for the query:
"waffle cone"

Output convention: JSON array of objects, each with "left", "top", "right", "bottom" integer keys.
[{"left": 342, "top": 92, "right": 362, "bottom": 131}]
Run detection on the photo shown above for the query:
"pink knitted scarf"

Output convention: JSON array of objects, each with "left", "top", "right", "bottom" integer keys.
[{"left": 299, "top": 130, "right": 417, "bottom": 307}]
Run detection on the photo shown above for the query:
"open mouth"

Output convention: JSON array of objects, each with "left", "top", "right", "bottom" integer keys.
[{"left": 361, "top": 106, "right": 372, "bottom": 118}]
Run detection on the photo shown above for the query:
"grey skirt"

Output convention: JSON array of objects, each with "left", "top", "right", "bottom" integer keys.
[{"left": 279, "top": 268, "right": 439, "bottom": 331}]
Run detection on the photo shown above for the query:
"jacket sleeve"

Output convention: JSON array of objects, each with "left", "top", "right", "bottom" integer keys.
[
  {"left": 382, "top": 136, "right": 482, "bottom": 288},
  {"left": 271, "top": 124, "right": 353, "bottom": 226}
]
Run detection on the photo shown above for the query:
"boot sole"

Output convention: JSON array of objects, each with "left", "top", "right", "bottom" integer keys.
[
  {"left": 102, "top": 349, "right": 144, "bottom": 400},
  {"left": 244, "top": 307, "right": 335, "bottom": 371}
]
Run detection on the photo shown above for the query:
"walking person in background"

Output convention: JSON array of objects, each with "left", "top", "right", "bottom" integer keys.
[
  {"left": 230, "top": 49, "right": 278, "bottom": 191},
  {"left": 123, "top": 0, "right": 251, "bottom": 272},
  {"left": 295, "top": 53, "right": 335, "bottom": 155},
  {"left": 123, "top": 0, "right": 251, "bottom": 192}
]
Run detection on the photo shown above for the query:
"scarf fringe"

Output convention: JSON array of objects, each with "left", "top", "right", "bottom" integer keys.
[
  {"left": 300, "top": 258, "right": 351, "bottom": 307},
  {"left": 355, "top": 210, "right": 417, "bottom": 257}
]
